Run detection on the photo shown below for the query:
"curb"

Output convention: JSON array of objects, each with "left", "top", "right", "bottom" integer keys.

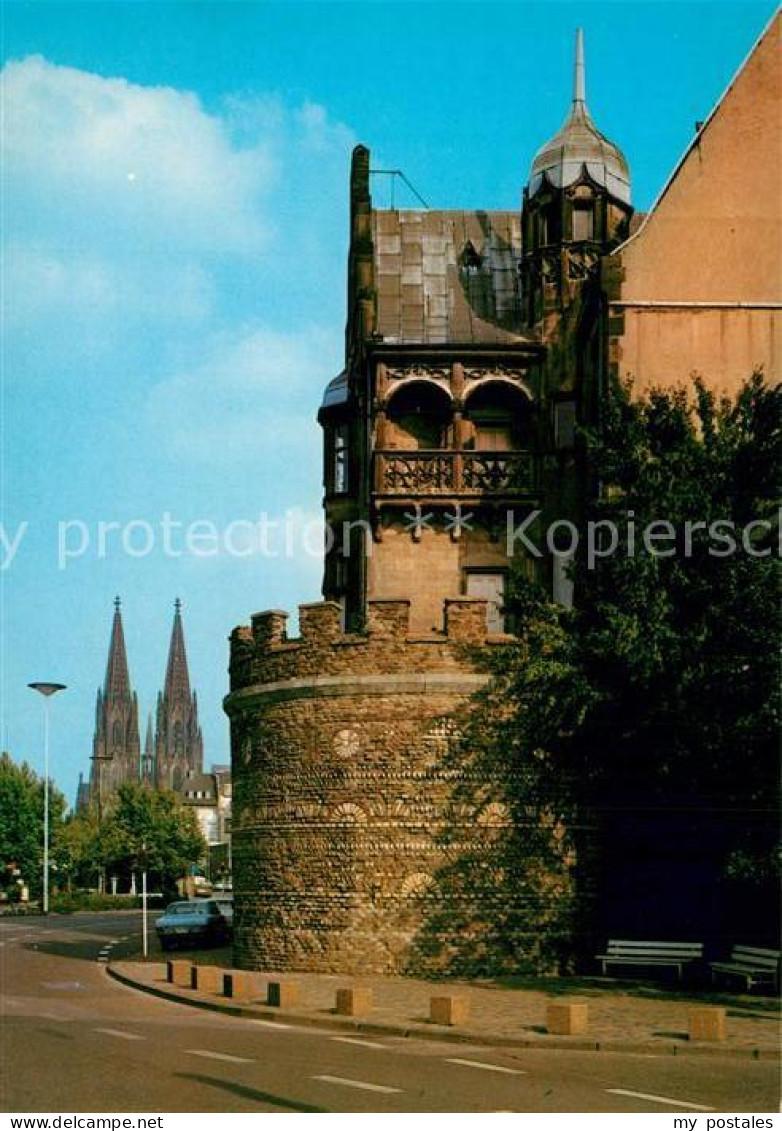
[{"left": 106, "top": 963, "right": 779, "bottom": 1062}]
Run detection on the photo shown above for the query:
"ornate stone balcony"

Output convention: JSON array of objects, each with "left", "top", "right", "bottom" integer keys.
[{"left": 374, "top": 449, "right": 535, "bottom": 497}]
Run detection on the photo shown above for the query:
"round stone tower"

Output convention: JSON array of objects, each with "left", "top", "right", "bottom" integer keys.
[{"left": 225, "top": 597, "right": 512, "bottom": 974}]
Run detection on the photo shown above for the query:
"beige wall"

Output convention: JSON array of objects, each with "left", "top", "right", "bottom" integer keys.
[
  {"left": 367, "top": 525, "right": 514, "bottom": 633},
  {"left": 610, "top": 14, "right": 781, "bottom": 395},
  {"left": 618, "top": 306, "right": 779, "bottom": 394}
]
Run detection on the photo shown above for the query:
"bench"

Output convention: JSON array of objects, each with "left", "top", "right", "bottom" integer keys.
[
  {"left": 710, "top": 945, "right": 780, "bottom": 992},
  {"left": 596, "top": 939, "right": 704, "bottom": 980}
]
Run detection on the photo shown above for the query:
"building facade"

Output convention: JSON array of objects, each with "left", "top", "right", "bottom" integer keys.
[{"left": 226, "top": 20, "right": 780, "bottom": 975}]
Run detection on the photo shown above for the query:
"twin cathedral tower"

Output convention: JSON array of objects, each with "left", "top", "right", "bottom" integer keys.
[{"left": 78, "top": 598, "right": 204, "bottom": 811}]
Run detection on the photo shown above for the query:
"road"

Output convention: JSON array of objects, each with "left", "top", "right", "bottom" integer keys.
[{"left": 0, "top": 914, "right": 778, "bottom": 1114}]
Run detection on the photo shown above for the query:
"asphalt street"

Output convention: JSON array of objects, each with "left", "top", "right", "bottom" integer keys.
[{"left": 0, "top": 913, "right": 778, "bottom": 1114}]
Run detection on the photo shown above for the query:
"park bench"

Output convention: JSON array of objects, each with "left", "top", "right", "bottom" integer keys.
[
  {"left": 710, "top": 945, "right": 780, "bottom": 992},
  {"left": 596, "top": 939, "right": 704, "bottom": 981}
]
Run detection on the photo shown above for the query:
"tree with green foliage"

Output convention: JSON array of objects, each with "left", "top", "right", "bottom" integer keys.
[
  {"left": 451, "top": 373, "right": 780, "bottom": 967},
  {"left": 52, "top": 809, "right": 103, "bottom": 893},
  {"left": 0, "top": 751, "right": 66, "bottom": 899},
  {"left": 97, "top": 783, "right": 205, "bottom": 895}
]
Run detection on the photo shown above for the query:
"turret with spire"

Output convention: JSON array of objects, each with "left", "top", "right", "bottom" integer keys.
[
  {"left": 89, "top": 597, "right": 141, "bottom": 811},
  {"left": 154, "top": 599, "right": 203, "bottom": 791},
  {"left": 522, "top": 29, "right": 633, "bottom": 327}
]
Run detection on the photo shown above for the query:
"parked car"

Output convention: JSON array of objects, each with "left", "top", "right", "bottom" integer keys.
[
  {"left": 155, "top": 899, "right": 229, "bottom": 951},
  {"left": 212, "top": 896, "right": 234, "bottom": 935}
]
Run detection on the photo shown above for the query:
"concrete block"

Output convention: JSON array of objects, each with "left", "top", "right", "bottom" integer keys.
[
  {"left": 547, "top": 1001, "right": 589, "bottom": 1036},
  {"left": 267, "top": 979, "right": 301, "bottom": 1008},
  {"left": 430, "top": 994, "right": 470, "bottom": 1027},
  {"left": 166, "top": 960, "right": 193, "bottom": 988},
  {"left": 223, "top": 970, "right": 259, "bottom": 1002},
  {"left": 191, "top": 965, "right": 224, "bottom": 993},
  {"left": 689, "top": 1006, "right": 726, "bottom": 1042},
  {"left": 335, "top": 987, "right": 373, "bottom": 1017}
]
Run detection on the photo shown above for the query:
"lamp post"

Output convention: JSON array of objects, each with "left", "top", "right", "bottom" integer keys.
[
  {"left": 28, "top": 683, "right": 67, "bottom": 914},
  {"left": 140, "top": 839, "right": 149, "bottom": 960}
]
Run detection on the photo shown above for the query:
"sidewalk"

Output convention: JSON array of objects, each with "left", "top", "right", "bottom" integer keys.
[{"left": 108, "top": 959, "right": 780, "bottom": 1060}]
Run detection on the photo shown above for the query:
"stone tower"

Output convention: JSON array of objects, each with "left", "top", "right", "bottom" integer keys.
[
  {"left": 90, "top": 597, "right": 140, "bottom": 812},
  {"left": 521, "top": 29, "right": 632, "bottom": 332},
  {"left": 226, "top": 31, "right": 630, "bottom": 975},
  {"left": 154, "top": 599, "right": 203, "bottom": 791}
]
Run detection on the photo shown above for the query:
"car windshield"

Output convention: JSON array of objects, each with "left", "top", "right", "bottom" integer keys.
[{"left": 167, "top": 903, "right": 204, "bottom": 916}]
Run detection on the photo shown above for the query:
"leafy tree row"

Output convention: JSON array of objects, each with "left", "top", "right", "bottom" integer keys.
[
  {"left": 0, "top": 759, "right": 205, "bottom": 902},
  {"left": 439, "top": 374, "right": 780, "bottom": 971}
]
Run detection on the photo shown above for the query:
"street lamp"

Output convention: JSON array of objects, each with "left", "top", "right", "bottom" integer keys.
[{"left": 28, "top": 682, "right": 67, "bottom": 914}]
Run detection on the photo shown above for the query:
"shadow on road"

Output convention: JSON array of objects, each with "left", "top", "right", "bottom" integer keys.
[{"left": 175, "top": 1073, "right": 330, "bottom": 1113}]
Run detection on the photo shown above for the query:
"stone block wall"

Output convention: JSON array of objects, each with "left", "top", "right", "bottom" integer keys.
[{"left": 225, "top": 598, "right": 579, "bottom": 975}]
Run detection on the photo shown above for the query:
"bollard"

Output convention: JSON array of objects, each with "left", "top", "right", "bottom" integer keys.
[
  {"left": 547, "top": 1001, "right": 589, "bottom": 1036},
  {"left": 223, "top": 970, "right": 259, "bottom": 1002},
  {"left": 430, "top": 994, "right": 470, "bottom": 1027},
  {"left": 267, "top": 980, "right": 301, "bottom": 1009},
  {"left": 335, "top": 987, "right": 373, "bottom": 1018},
  {"left": 191, "top": 965, "right": 224, "bottom": 993},
  {"left": 167, "top": 959, "right": 193, "bottom": 988},
  {"left": 688, "top": 1006, "right": 726, "bottom": 1042}
]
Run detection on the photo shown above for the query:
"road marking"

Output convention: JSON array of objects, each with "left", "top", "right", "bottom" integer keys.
[
  {"left": 95, "top": 1028, "right": 145, "bottom": 1041},
  {"left": 312, "top": 1074, "right": 401, "bottom": 1095},
  {"left": 247, "top": 1019, "right": 292, "bottom": 1030},
  {"left": 446, "top": 1058, "right": 525, "bottom": 1076},
  {"left": 606, "top": 1089, "right": 714, "bottom": 1111},
  {"left": 331, "top": 1036, "right": 386, "bottom": 1050},
  {"left": 185, "top": 1049, "right": 254, "bottom": 1065}
]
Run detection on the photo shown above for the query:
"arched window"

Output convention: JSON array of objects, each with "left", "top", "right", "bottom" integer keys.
[
  {"left": 464, "top": 382, "right": 533, "bottom": 451},
  {"left": 386, "top": 381, "right": 452, "bottom": 450}
]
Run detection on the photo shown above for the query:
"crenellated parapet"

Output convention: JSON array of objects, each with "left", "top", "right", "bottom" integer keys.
[{"left": 227, "top": 597, "right": 495, "bottom": 698}]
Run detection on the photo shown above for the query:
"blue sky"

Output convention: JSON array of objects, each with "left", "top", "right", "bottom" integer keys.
[{"left": 1, "top": 0, "right": 777, "bottom": 805}]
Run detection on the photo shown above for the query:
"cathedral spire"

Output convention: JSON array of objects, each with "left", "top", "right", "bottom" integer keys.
[
  {"left": 104, "top": 595, "right": 131, "bottom": 702},
  {"left": 163, "top": 598, "right": 191, "bottom": 704},
  {"left": 90, "top": 597, "right": 141, "bottom": 809},
  {"left": 154, "top": 599, "right": 203, "bottom": 790}
]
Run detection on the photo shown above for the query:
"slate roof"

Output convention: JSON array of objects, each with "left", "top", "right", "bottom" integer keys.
[{"left": 372, "top": 209, "right": 530, "bottom": 346}]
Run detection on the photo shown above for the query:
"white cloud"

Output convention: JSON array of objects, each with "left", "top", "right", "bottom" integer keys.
[
  {"left": 2, "top": 56, "right": 355, "bottom": 380},
  {"left": 4, "top": 55, "right": 273, "bottom": 254}
]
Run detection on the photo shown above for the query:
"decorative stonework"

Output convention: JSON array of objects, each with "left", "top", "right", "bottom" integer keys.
[
  {"left": 463, "top": 365, "right": 528, "bottom": 383},
  {"left": 382, "top": 453, "right": 455, "bottom": 493},
  {"left": 462, "top": 452, "right": 534, "bottom": 492},
  {"left": 333, "top": 728, "right": 361, "bottom": 759},
  {"left": 386, "top": 363, "right": 451, "bottom": 383},
  {"left": 567, "top": 246, "right": 600, "bottom": 281}
]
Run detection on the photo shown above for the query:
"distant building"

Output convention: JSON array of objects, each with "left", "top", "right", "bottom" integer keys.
[
  {"left": 180, "top": 765, "right": 232, "bottom": 879},
  {"left": 85, "top": 597, "right": 211, "bottom": 812}
]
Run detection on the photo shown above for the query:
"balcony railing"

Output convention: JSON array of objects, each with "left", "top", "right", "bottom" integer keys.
[{"left": 375, "top": 450, "right": 535, "bottom": 497}]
